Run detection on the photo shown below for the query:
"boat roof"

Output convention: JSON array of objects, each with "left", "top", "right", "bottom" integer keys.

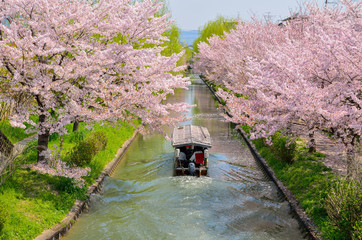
[{"left": 172, "top": 125, "right": 211, "bottom": 148}]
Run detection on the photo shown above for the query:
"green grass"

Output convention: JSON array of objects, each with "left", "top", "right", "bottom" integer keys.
[
  {"left": 249, "top": 133, "right": 345, "bottom": 239},
  {"left": 0, "top": 120, "right": 35, "bottom": 144},
  {"left": 0, "top": 121, "right": 135, "bottom": 240},
  {"left": 0, "top": 169, "right": 86, "bottom": 240}
]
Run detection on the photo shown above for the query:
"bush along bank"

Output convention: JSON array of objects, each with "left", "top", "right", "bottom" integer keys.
[
  {"left": 201, "top": 76, "right": 361, "bottom": 240},
  {"left": 0, "top": 121, "right": 136, "bottom": 240}
]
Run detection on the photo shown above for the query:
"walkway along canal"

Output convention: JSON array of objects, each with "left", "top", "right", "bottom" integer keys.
[{"left": 63, "top": 75, "right": 304, "bottom": 240}]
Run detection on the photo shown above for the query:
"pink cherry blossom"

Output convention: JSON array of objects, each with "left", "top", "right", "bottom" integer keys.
[
  {"left": 0, "top": 0, "right": 190, "bottom": 162},
  {"left": 194, "top": 0, "right": 361, "bottom": 178}
]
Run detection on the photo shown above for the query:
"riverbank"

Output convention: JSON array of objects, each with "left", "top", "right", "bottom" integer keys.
[
  {"left": 200, "top": 75, "right": 361, "bottom": 240},
  {"left": 0, "top": 122, "right": 137, "bottom": 240}
]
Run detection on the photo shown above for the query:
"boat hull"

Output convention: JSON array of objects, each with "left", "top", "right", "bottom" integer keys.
[{"left": 174, "top": 167, "right": 208, "bottom": 177}]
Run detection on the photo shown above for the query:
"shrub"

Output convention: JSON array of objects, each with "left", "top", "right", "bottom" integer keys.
[
  {"left": 68, "top": 141, "right": 94, "bottom": 167},
  {"left": 270, "top": 132, "right": 297, "bottom": 163},
  {"left": 50, "top": 176, "right": 86, "bottom": 196},
  {"left": 67, "top": 131, "right": 108, "bottom": 167},
  {"left": 84, "top": 131, "right": 107, "bottom": 156},
  {"left": 325, "top": 179, "right": 362, "bottom": 239}
]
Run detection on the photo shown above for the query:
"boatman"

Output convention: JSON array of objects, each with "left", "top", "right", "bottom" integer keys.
[{"left": 179, "top": 151, "right": 187, "bottom": 168}]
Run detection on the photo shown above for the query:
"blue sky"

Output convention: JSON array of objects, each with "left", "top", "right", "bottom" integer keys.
[{"left": 166, "top": 0, "right": 329, "bottom": 30}]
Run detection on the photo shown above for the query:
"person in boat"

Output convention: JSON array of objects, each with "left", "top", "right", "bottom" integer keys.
[
  {"left": 189, "top": 150, "right": 203, "bottom": 164},
  {"left": 179, "top": 151, "right": 187, "bottom": 161},
  {"left": 177, "top": 149, "right": 187, "bottom": 168}
]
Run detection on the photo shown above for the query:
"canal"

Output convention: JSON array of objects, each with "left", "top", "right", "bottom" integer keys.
[{"left": 63, "top": 75, "right": 303, "bottom": 240}]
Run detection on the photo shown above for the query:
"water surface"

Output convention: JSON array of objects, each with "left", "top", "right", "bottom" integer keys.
[
  {"left": 63, "top": 75, "right": 302, "bottom": 240},
  {"left": 180, "top": 30, "right": 199, "bottom": 46}
]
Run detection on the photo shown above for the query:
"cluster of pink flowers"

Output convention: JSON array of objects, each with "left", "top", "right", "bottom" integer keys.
[
  {"left": 194, "top": 0, "right": 361, "bottom": 178},
  {"left": 32, "top": 150, "right": 90, "bottom": 188},
  {"left": 0, "top": 0, "right": 190, "bottom": 162}
]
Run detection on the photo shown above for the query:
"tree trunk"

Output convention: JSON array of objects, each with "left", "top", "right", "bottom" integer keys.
[
  {"left": 37, "top": 114, "right": 50, "bottom": 163},
  {"left": 308, "top": 128, "right": 316, "bottom": 153},
  {"left": 346, "top": 144, "right": 361, "bottom": 182},
  {"left": 73, "top": 119, "right": 79, "bottom": 132}
]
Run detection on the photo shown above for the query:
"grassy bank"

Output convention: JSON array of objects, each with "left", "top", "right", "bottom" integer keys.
[
  {"left": 248, "top": 134, "right": 361, "bottom": 239},
  {"left": 249, "top": 134, "right": 334, "bottom": 237},
  {"left": 0, "top": 122, "right": 135, "bottom": 240}
]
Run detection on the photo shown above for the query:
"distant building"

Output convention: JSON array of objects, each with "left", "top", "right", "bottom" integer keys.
[{"left": 278, "top": 13, "right": 308, "bottom": 27}]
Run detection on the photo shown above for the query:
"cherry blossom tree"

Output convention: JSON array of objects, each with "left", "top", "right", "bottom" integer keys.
[
  {"left": 193, "top": 19, "right": 289, "bottom": 137},
  {"left": 0, "top": 0, "right": 190, "bottom": 163},
  {"left": 245, "top": 0, "right": 361, "bottom": 178},
  {"left": 194, "top": 0, "right": 361, "bottom": 179}
]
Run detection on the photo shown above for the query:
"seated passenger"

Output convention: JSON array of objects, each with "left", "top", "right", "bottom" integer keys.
[
  {"left": 189, "top": 151, "right": 203, "bottom": 162},
  {"left": 179, "top": 151, "right": 187, "bottom": 161}
]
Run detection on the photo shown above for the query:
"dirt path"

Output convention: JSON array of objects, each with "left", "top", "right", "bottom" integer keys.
[
  {"left": 14, "top": 134, "right": 37, "bottom": 153},
  {"left": 292, "top": 124, "right": 361, "bottom": 177}
]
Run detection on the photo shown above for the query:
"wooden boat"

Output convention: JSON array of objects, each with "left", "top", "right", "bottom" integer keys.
[{"left": 172, "top": 125, "right": 211, "bottom": 177}]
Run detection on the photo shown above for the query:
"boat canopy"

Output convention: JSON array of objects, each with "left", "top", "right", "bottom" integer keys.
[{"left": 172, "top": 125, "right": 211, "bottom": 148}]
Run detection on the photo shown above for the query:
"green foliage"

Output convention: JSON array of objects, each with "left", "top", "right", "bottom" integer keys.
[
  {"left": 183, "top": 46, "right": 194, "bottom": 66},
  {"left": 0, "top": 120, "right": 34, "bottom": 143},
  {"left": 67, "top": 131, "right": 108, "bottom": 167},
  {"left": 68, "top": 128, "right": 88, "bottom": 142},
  {"left": 85, "top": 131, "right": 108, "bottom": 156},
  {"left": 161, "top": 24, "right": 183, "bottom": 57},
  {"left": 161, "top": 23, "right": 193, "bottom": 71},
  {"left": 240, "top": 130, "right": 297, "bottom": 164},
  {"left": 47, "top": 122, "right": 90, "bottom": 156},
  {"left": 270, "top": 132, "right": 297, "bottom": 163},
  {"left": 325, "top": 179, "right": 362, "bottom": 239},
  {"left": 52, "top": 176, "right": 85, "bottom": 196},
  {"left": 193, "top": 16, "right": 237, "bottom": 53},
  {"left": 241, "top": 124, "right": 252, "bottom": 134},
  {"left": 353, "top": 221, "right": 362, "bottom": 240},
  {"left": 48, "top": 132, "right": 59, "bottom": 142},
  {"left": 68, "top": 140, "right": 95, "bottom": 167}
]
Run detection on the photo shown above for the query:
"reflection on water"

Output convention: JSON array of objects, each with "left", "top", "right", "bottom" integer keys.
[{"left": 63, "top": 75, "right": 303, "bottom": 240}]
